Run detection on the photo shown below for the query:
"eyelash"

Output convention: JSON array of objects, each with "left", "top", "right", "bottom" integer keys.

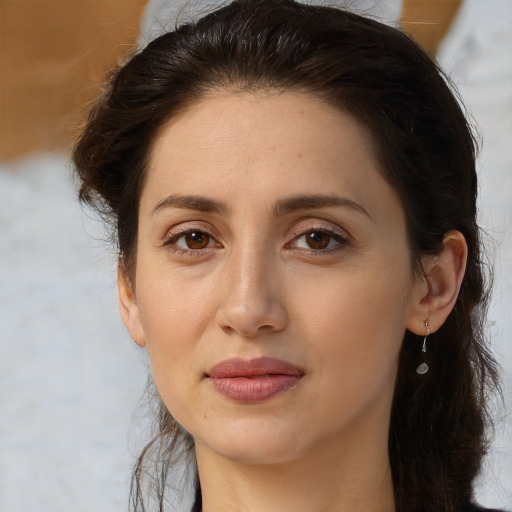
[
  {"left": 162, "top": 224, "right": 350, "bottom": 257},
  {"left": 286, "top": 224, "right": 350, "bottom": 255},
  {"left": 162, "top": 226, "right": 221, "bottom": 256}
]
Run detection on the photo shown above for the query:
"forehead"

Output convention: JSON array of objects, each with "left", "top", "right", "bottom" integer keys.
[{"left": 145, "top": 90, "right": 381, "bottom": 197}]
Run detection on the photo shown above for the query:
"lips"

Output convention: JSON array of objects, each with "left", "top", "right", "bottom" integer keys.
[{"left": 206, "top": 356, "right": 304, "bottom": 402}]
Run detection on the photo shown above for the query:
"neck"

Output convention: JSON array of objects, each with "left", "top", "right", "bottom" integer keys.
[{"left": 195, "top": 425, "right": 395, "bottom": 512}]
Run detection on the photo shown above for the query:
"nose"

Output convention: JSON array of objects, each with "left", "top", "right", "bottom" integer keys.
[{"left": 215, "top": 245, "right": 287, "bottom": 337}]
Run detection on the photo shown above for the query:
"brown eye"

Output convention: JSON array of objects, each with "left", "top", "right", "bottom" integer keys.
[
  {"left": 183, "top": 231, "right": 211, "bottom": 249},
  {"left": 165, "top": 228, "right": 219, "bottom": 253},
  {"left": 305, "top": 231, "right": 332, "bottom": 250},
  {"left": 290, "top": 228, "right": 348, "bottom": 253}
]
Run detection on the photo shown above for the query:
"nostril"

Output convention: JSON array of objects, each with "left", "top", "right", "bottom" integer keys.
[
  {"left": 215, "top": 292, "right": 288, "bottom": 337},
  {"left": 219, "top": 322, "right": 278, "bottom": 337}
]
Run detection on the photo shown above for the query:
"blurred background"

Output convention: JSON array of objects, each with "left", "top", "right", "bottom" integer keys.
[
  {"left": 1, "top": 0, "right": 511, "bottom": 510},
  {"left": 0, "top": 0, "right": 146, "bottom": 161},
  {"left": 0, "top": 0, "right": 461, "bottom": 161}
]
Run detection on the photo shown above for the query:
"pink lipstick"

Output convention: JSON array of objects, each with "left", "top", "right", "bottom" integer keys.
[{"left": 207, "top": 356, "right": 304, "bottom": 403}]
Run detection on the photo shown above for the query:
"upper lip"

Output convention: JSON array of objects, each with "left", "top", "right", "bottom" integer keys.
[{"left": 207, "top": 356, "right": 305, "bottom": 378}]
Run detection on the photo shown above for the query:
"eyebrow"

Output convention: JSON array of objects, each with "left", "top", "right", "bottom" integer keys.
[
  {"left": 151, "top": 193, "right": 372, "bottom": 220},
  {"left": 151, "top": 194, "right": 227, "bottom": 216},
  {"left": 273, "top": 194, "right": 372, "bottom": 220}
]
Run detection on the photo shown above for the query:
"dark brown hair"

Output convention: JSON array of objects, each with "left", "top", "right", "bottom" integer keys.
[{"left": 72, "top": 1, "right": 499, "bottom": 511}]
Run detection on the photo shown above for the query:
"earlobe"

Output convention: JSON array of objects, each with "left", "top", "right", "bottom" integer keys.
[
  {"left": 117, "top": 264, "right": 147, "bottom": 347},
  {"left": 407, "top": 230, "right": 468, "bottom": 335}
]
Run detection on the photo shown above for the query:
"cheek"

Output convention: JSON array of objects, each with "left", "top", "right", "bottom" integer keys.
[
  {"left": 292, "top": 263, "right": 411, "bottom": 386},
  {"left": 135, "top": 268, "right": 217, "bottom": 397}
]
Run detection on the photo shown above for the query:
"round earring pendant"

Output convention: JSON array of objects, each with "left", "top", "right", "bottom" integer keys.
[{"left": 416, "top": 362, "right": 429, "bottom": 375}]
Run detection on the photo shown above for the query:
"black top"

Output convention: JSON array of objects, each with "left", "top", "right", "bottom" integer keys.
[
  {"left": 464, "top": 501, "right": 504, "bottom": 512},
  {"left": 190, "top": 493, "right": 504, "bottom": 512}
]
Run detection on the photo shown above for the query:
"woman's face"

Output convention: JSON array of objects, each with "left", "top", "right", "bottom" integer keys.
[{"left": 122, "top": 91, "right": 427, "bottom": 465}]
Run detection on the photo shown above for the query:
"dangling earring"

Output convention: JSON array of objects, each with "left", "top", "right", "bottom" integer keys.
[{"left": 416, "top": 321, "right": 431, "bottom": 375}]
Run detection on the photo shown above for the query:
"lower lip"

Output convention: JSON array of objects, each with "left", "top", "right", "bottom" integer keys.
[{"left": 208, "top": 375, "right": 302, "bottom": 402}]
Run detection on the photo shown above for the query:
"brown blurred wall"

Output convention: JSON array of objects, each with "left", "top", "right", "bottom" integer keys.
[
  {"left": 0, "top": 0, "right": 461, "bottom": 162},
  {"left": 401, "top": 0, "right": 462, "bottom": 56},
  {"left": 0, "top": 0, "right": 147, "bottom": 162}
]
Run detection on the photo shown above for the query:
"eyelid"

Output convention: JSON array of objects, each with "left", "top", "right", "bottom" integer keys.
[
  {"left": 285, "top": 220, "right": 352, "bottom": 254},
  {"left": 161, "top": 222, "right": 222, "bottom": 248},
  {"left": 287, "top": 219, "right": 351, "bottom": 242}
]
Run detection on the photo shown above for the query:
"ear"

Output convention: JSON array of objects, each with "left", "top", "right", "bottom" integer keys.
[
  {"left": 117, "top": 264, "right": 146, "bottom": 347},
  {"left": 407, "top": 230, "right": 468, "bottom": 335}
]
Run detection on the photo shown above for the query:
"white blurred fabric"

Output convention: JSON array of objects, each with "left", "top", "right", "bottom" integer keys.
[{"left": 0, "top": 155, "right": 149, "bottom": 510}]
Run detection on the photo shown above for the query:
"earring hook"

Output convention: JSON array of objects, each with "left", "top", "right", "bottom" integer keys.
[{"left": 416, "top": 321, "right": 431, "bottom": 375}]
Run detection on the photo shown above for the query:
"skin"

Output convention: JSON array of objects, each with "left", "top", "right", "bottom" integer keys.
[{"left": 119, "top": 90, "right": 467, "bottom": 512}]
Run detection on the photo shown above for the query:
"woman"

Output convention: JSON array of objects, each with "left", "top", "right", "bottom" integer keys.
[{"left": 72, "top": 1, "right": 502, "bottom": 511}]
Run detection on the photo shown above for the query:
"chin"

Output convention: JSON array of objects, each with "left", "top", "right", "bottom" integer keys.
[
  {"left": 193, "top": 417, "right": 308, "bottom": 465},
  {"left": 214, "top": 441, "right": 303, "bottom": 466}
]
